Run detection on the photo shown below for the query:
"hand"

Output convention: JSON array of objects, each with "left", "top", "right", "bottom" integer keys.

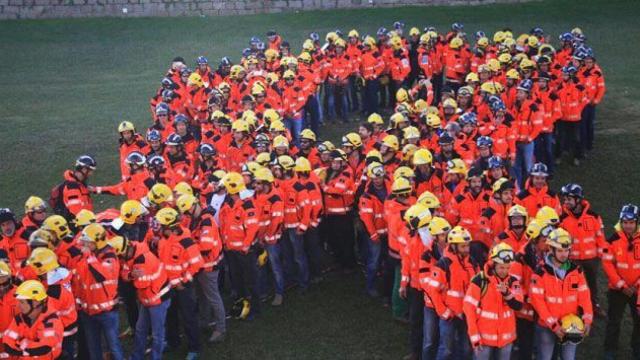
[
  {"left": 399, "top": 286, "right": 407, "bottom": 299},
  {"left": 553, "top": 326, "right": 565, "bottom": 339},
  {"left": 473, "top": 344, "right": 483, "bottom": 353},
  {"left": 176, "top": 283, "right": 185, "bottom": 291},
  {"left": 584, "top": 323, "right": 591, "bottom": 336},
  {"left": 496, "top": 281, "right": 509, "bottom": 294},
  {"left": 87, "top": 185, "right": 96, "bottom": 193}
]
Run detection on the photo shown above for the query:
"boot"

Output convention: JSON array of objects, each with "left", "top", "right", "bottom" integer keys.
[{"left": 271, "top": 294, "right": 283, "bottom": 306}]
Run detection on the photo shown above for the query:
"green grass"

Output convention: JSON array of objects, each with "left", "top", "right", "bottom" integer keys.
[{"left": 1, "top": 0, "right": 640, "bottom": 358}]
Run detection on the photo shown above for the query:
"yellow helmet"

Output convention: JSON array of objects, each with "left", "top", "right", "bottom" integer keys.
[
  {"left": 176, "top": 194, "right": 198, "bottom": 213},
  {"left": 449, "top": 37, "right": 464, "bottom": 49},
  {"left": 493, "top": 31, "right": 506, "bottom": 43},
  {"left": 492, "top": 177, "right": 513, "bottom": 194},
  {"left": 498, "top": 53, "right": 512, "bottom": 64},
  {"left": 24, "top": 196, "right": 47, "bottom": 214},
  {"left": 318, "top": 141, "right": 336, "bottom": 153},
  {"left": 298, "top": 51, "right": 312, "bottom": 64},
  {"left": 302, "top": 39, "right": 314, "bottom": 52},
  {"left": 264, "top": 109, "right": 282, "bottom": 124},
  {"left": 490, "top": 242, "right": 515, "bottom": 264},
  {"left": 465, "top": 72, "right": 480, "bottom": 83},
  {"left": 232, "top": 119, "right": 249, "bottom": 133},
  {"left": 477, "top": 36, "right": 489, "bottom": 48},
  {"left": 155, "top": 207, "right": 180, "bottom": 227},
  {"left": 419, "top": 33, "right": 431, "bottom": 45},
  {"left": 251, "top": 83, "right": 266, "bottom": 96},
  {"left": 413, "top": 148, "right": 433, "bottom": 166},
  {"left": 118, "top": 121, "right": 135, "bottom": 133},
  {"left": 264, "top": 48, "right": 279, "bottom": 62},
  {"left": 28, "top": 229, "right": 55, "bottom": 248},
  {"left": 348, "top": 29, "right": 359, "bottom": 38},
  {"left": 254, "top": 167, "right": 275, "bottom": 183},
  {"left": 147, "top": 183, "right": 173, "bottom": 205},
  {"left": 326, "top": 31, "right": 338, "bottom": 42},
  {"left": 546, "top": 228, "right": 572, "bottom": 249},
  {"left": 0, "top": 261, "right": 11, "bottom": 277},
  {"left": 15, "top": 280, "right": 47, "bottom": 302},
  {"left": 425, "top": 113, "right": 442, "bottom": 128},
  {"left": 283, "top": 69, "right": 296, "bottom": 80},
  {"left": 426, "top": 106, "right": 439, "bottom": 116},
  {"left": 393, "top": 166, "right": 415, "bottom": 180},
  {"left": 188, "top": 72, "right": 204, "bottom": 88},
  {"left": 381, "top": 135, "right": 400, "bottom": 152},
  {"left": 27, "top": 248, "right": 59, "bottom": 276},
  {"left": 79, "top": 223, "right": 108, "bottom": 249},
  {"left": 447, "top": 226, "right": 472, "bottom": 244},
  {"left": 294, "top": 157, "right": 312, "bottom": 173},
  {"left": 486, "top": 59, "right": 501, "bottom": 72},
  {"left": 269, "top": 119, "right": 286, "bottom": 132},
  {"left": 428, "top": 216, "right": 451, "bottom": 236},
  {"left": 520, "top": 58, "right": 536, "bottom": 71},
  {"left": 367, "top": 113, "right": 384, "bottom": 125},
  {"left": 106, "top": 236, "right": 127, "bottom": 256},
  {"left": 442, "top": 98, "right": 458, "bottom": 109},
  {"left": 277, "top": 155, "right": 296, "bottom": 170},
  {"left": 536, "top": 206, "right": 560, "bottom": 226},
  {"left": 508, "top": 204, "right": 528, "bottom": 219},
  {"left": 363, "top": 36, "right": 377, "bottom": 48},
  {"left": 403, "top": 126, "right": 420, "bottom": 140},
  {"left": 446, "top": 159, "right": 467, "bottom": 176},
  {"left": 256, "top": 152, "right": 272, "bottom": 167},
  {"left": 417, "top": 191, "right": 441, "bottom": 209},
  {"left": 266, "top": 72, "right": 280, "bottom": 85},
  {"left": 404, "top": 203, "right": 432, "bottom": 230},
  {"left": 525, "top": 218, "right": 544, "bottom": 240},
  {"left": 389, "top": 36, "right": 403, "bottom": 51},
  {"left": 241, "top": 161, "right": 262, "bottom": 176},
  {"left": 402, "top": 144, "right": 418, "bottom": 162},
  {"left": 342, "top": 132, "right": 363, "bottom": 148},
  {"left": 516, "top": 33, "right": 530, "bottom": 47},
  {"left": 334, "top": 38, "right": 347, "bottom": 48},
  {"left": 230, "top": 65, "right": 245, "bottom": 79},
  {"left": 396, "top": 88, "right": 409, "bottom": 103},
  {"left": 173, "top": 182, "right": 193, "bottom": 197},
  {"left": 506, "top": 69, "right": 520, "bottom": 80},
  {"left": 480, "top": 81, "right": 503, "bottom": 95},
  {"left": 389, "top": 112, "right": 407, "bottom": 129},
  {"left": 409, "top": 27, "right": 420, "bottom": 37},
  {"left": 365, "top": 149, "right": 382, "bottom": 164},
  {"left": 300, "top": 129, "right": 317, "bottom": 142},
  {"left": 231, "top": 298, "right": 251, "bottom": 320},
  {"left": 221, "top": 172, "right": 246, "bottom": 195},
  {"left": 272, "top": 135, "right": 289, "bottom": 148},
  {"left": 42, "top": 215, "right": 71, "bottom": 239},
  {"left": 414, "top": 99, "right": 428, "bottom": 115},
  {"left": 391, "top": 177, "right": 412, "bottom": 195},
  {"left": 120, "top": 200, "right": 146, "bottom": 225},
  {"left": 560, "top": 314, "right": 585, "bottom": 344},
  {"left": 73, "top": 209, "right": 96, "bottom": 227},
  {"left": 367, "top": 162, "right": 385, "bottom": 178},
  {"left": 527, "top": 35, "right": 539, "bottom": 47},
  {"left": 211, "top": 110, "right": 225, "bottom": 120}
]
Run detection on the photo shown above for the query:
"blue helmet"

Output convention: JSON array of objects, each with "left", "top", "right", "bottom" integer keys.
[
  {"left": 561, "top": 183, "right": 583, "bottom": 199},
  {"left": 451, "top": 22, "right": 464, "bottom": 32},
  {"left": 529, "top": 162, "right": 548, "bottom": 177},
  {"left": 242, "top": 48, "right": 252, "bottom": 57},
  {"left": 309, "top": 32, "right": 320, "bottom": 42},
  {"left": 393, "top": 21, "right": 405, "bottom": 30},
  {"left": 487, "top": 156, "right": 504, "bottom": 169},
  {"left": 198, "top": 143, "right": 216, "bottom": 157},
  {"left": 490, "top": 99, "right": 506, "bottom": 113},
  {"left": 147, "top": 155, "right": 166, "bottom": 168},
  {"left": 220, "top": 57, "right": 232, "bottom": 67},
  {"left": 530, "top": 27, "right": 544, "bottom": 37},
  {"left": 0, "top": 208, "right": 16, "bottom": 225},
  {"left": 562, "top": 65, "right": 578, "bottom": 75},
  {"left": 620, "top": 204, "right": 639, "bottom": 222},
  {"left": 517, "top": 79, "right": 533, "bottom": 92},
  {"left": 559, "top": 32, "right": 574, "bottom": 42},
  {"left": 125, "top": 151, "right": 146, "bottom": 166},
  {"left": 458, "top": 112, "right": 477, "bottom": 126},
  {"left": 147, "top": 129, "right": 162, "bottom": 142},
  {"left": 161, "top": 77, "right": 175, "bottom": 89},
  {"left": 250, "top": 36, "right": 261, "bottom": 45},
  {"left": 155, "top": 102, "right": 169, "bottom": 115},
  {"left": 438, "top": 133, "right": 454, "bottom": 145},
  {"left": 423, "top": 26, "right": 436, "bottom": 33},
  {"left": 196, "top": 56, "right": 208, "bottom": 65},
  {"left": 165, "top": 133, "right": 183, "bottom": 146},
  {"left": 174, "top": 114, "right": 188, "bottom": 125},
  {"left": 377, "top": 27, "right": 388, "bottom": 37},
  {"left": 75, "top": 155, "right": 97, "bottom": 170},
  {"left": 476, "top": 136, "right": 493, "bottom": 148},
  {"left": 475, "top": 30, "right": 486, "bottom": 40},
  {"left": 257, "top": 42, "right": 265, "bottom": 51}
]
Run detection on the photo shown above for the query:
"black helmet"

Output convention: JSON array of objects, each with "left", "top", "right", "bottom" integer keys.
[{"left": 75, "top": 155, "right": 97, "bottom": 170}]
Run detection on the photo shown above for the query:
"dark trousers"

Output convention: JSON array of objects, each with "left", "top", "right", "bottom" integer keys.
[
  {"left": 534, "top": 132, "right": 555, "bottom": 176},
  {"left": 432, "top": 73, "right": 444, "bottom": 104},
  {"left": 408, "top": 287, "right": 425, "bottom": 355},
  {"left": 304, "top": 94, "right": 321, "bottom": 136},
  {"left": 384, "top": 256, "right": 400, "bottom": 300},
  {"left": 304, "top": 226, "right": 324, "bottom": 278},
  {"left": 324, "top": 214, "right": 356, "bottom": 269},
  {"left": 555, "top": 120, "right": 582, "bottom": 160},
  {"left": 363, "top": 78, "right": 380, "bottom": 115},
  {"left": 516, "top": 318, "right": 535, "bottom": 360},
  {"left": 166, "top": 282, "right": 201, "bottom": 353},
  {"left": 604, "top": 290, "right": 640, "bottom": 357},
  {"left": 574, "top": 258, "right": 600, "bottom": 306},
  {"left": 226, "top": 249, "right": 261, "bottom": 314},
  {"left": 580, "top": 104, "right": 596, "bottom": 152},
  {"left": 118, "top": 281, "right": 139, "bottom": 330},
  {"left": 348, "top": 75, "right": 360, "bottom": 112}
]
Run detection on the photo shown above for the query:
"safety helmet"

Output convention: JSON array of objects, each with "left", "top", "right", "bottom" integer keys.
[
  {"left": 442, "top": 98, "right": 458, "bottom": 109},
  {"left": 79, "top": 223, "right": 108, "bottom": 249},
  {"left": 317, "top": 141, "right": 336, "bottom": 154},
  {"left": 536, "top": 206, "right": 560, "bottom": 226},
  {"left": 123, "top": 152, "right": 146, "bottom": 168},
  {"left": 449, "top": 37, "right": 463, "bottom": 49},
  {"left": 487, "top": 156, "right": 504, "bottom": 169},
  {"left": 229, "top": 65, "right": 245, "bottom": 79},
  {"left": 389, "top": 112, "right": 408, "bottom": 129},
  {"left": 347, "top": 29, "right": 359, "bottom": 38},
  {"left": 446, "top": 159, "right": 467, "bottom": 176},
  {"left": 560, "top": 314, "right": 585, "bottom": 344},
  {"left": 0, "top": 261, "right": 10, "bottom": 277},
  {"left": 417, "top": 191, "right": 440, "bottom": 209},
  {"left": 232, "top": 120, "right": 249, "bottom": 133},
  {"left": 231, "top": 298, "right": 251, "bottom": 320},
  {"left": 165, "top": 133, "right": 183, "bottom": 146},
  {"left": 413, "top": 148, "right": 433, "bottom": 166},
  {"left": 15, "top": 280, "right": 47, "bottom": 302},
  {"left": 363, "top": 36, "right": 377, "bottom": 48},
  {"left": 241, "top": 161, "right": 262, "bottom": 177},
  {"left": 299, "top": 129, "right": 316, "bottom": 142},
  {"left": 42, "top": 215, "right": 71, "bottom": 239},
  {"left": 147, "top": 155, "right": 166, "bottom": 170},
  {"left": 505, "top": 69, "right": 520, "bottom": 80},
  {"left": 155, "top": 207, "right": 180, "bottom": 227},
  {"left": 221, "top": 172, "right": 246, "bottom": 195},
  {"left": 401, "top": 144, "right": 418, "bottom": 163},
  {"left": 381, "top": 135, "right": 400, "bottom": 151},
  {"left": 27, "top": 248, "right": 59, "bottom": 276},
  {"left": 517, "top": 79, "right": 533, "bottom": 93},
  {"left": 365, "top": 149, "right": 382, "bottom": 164},
  {"left": 476, "top": 36, "right": 489, "bottom": 48},
  {"left": 428, "top": 217, "right": 450, "bottom": 236},
  {"left": 188, "top": 73, "right": 204, "bottom": 88},
  {"left": 264, "top": 48, "right": 279, "bottom": 62},
  {"left": 561, "top": 183, "right": 584, "bottom": 199},
  {"left": 492, "top": 178, "right": 513, "bottom": 194},
  {"left": 173, "top": 182, "right": 193, "bottom": 198},
  {"left": 620, "top": 204, "right": 640, "bottom": 222},
  {"left": 396, "top": 88, "right": 409, "bottom": 103},
  {"left": 474, "top": 136, "right": 492, "bottom": 149},
  {"left": 120, "top": 200, "right": 146, "bottom": 225},
  {"left": 526, "top": 219, "right": 544, "bottom": 240},
  {"left": 253, "top": 167, "right": 275, "bottom": 183},
  {"left": 404, "top": 204, "right": 432, "bottom": 231},
  {"left": 465, "top": 72, "right": 480, "bottom": 84},
  {"left": 28, "top": 229, "right": 54, "bottom": 248},
  {"left": 147, "top": 183, "right": 173, "bottom": 205},
  {"left": 508, "top": 204, "right": 528, "bottom": 219},
  {"left": 546, "top": 228, "right": 572, "bottom": 249},
  {"left": 480, "top": 81, "right": 503, "bottom": 95},
  {"left": 419, "top": 33, "right": 431, "bottom": 45},
  {"left": 402, "top": 126, "right": 420, "bottom": 141},
  {"left": 255, "top": 152, "right": 272, "bottom": 167},
  {"left": 269, "top": 120, "right": 286, "bottom": 132},
  {"left": 106, "top": 236, "right": 127, "bottom": 256},
  {"left": 389, "top": 36, "right": 403, "bottom": 51},
  {"left": 75, "top": 155, "right": 97, "bottom": 171},
  {"left": 458, "top": 112, "right": 477, "bottom": 127},
  {"left": 425, "top": 113, "right": 442, "bottom": 128},
  {"left": 490, "top": 242, "right": 515, "bottom": 264},
  {"left": 340, "top": 133, "right": 362, "bottom": 149},
  {"left": 393, "top": 166, "right": 415, "bottom": 180},
  {"left": 486, "top": 58, "right": 501, "bottom": 72},
  {"left": 277, "top": 155, "right": 296, "bottom": 171},
  {"left": 73, "top": 209, "right": 96, "bottom": 228},
  {"left": 447, "top": 226, "right": 472, "bottom": 244},
  {"left": 176, "top": 194, "right": 198, "bottom": 214},
  {"left": 198, "top": 143, "right": 216, "bottom": 157},
  {"left": 391, "top": 177, "right": 412, "bottom": 195},
  {"left": 330, "top": 149, "right": 348, "bottom": 162},
  {"left": 367, "top": 162, "right": 385, "bottom": 179},
  {"left": 367, "top": 113, "right": 384, "bottom": 125},
  {"left": 294, "top": 157, "right": 311, "bottom": 173},
  {"left": 24, "top": 196, "right": 46, "bottom": 214},
  {"left": 118, "top": 121, "right": 135, "bottom": 133}
]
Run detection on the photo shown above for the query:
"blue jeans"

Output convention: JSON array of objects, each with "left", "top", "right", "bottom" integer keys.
[
  {"left": 288, "top": 228, "right": 310, "bottom": 289},
  {"left": 132, "top": 298, "right": 171, "bottom": 360},
  {"left": 513, "top": 141, "right": 534, "bottom": 189},
  {"left": 423, "top": 307, "right": 440, "bottom": 360},
  {"left": 304, "top": 94, "right": 322, "bottom": 135},
  {"left": 473, "top": 343, "right": 513, "bottom": 360},
  {"left": 80, "top": 310, "right": 124, "bottom": 360},
  {"left": 363, "top": 78, "right": 380, "bottom": 115},
  {"left": 580, "top": 104, "right": 595, "bottom": 152},
  {"left": 263, "top": 242, "right": 285, "bottom": 295},
  {"left": 364, "top": 233, "right": 381, "bottom": 292},
  {"left": 535, "top": 324, "right": 577, "bottom": 360},
  {"left": 166, "top": 283, "right": 201, "bottom": 352},
  {"left": 285, "top": 116, "right": 304, "bottom": 147},
  {"left": 348, "top": 75, "right": 360, "bottom": 112},
  {"left": 534, "top": 132, "right": 555, "bottom": 175},
  {"left": 326, "top": 83, "right": 349, "bottom": 121},
  {"left": 436, "top": 317, "right": 472, "bottom": 360}
]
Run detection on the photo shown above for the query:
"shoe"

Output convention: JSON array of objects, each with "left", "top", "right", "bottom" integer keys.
[
  {"left": 367, "top": 289, "right": 380, "bottom": 298},
  {"left": 208, "top": 331, "right": 225, "bottom": 344},
  {"left": 271, "top": 294, "right": 283, "bottom": 306},
  {"left": 118, "top": 327, "right": 133, "bottom": 339},
  {"left": 402, "top": 353, "right": 419, "bottom": 360},
  {"left": 185, "top": 352, "right": 199, "bottom": 360}
]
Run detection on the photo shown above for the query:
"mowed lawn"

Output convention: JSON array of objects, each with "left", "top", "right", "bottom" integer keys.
[{"left": 1, "top": 0, "right": 640, "bottom": 358}]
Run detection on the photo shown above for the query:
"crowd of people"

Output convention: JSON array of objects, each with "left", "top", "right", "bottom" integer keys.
[{"left": 1, "top": 20, "right": 636, "bottom": 360}]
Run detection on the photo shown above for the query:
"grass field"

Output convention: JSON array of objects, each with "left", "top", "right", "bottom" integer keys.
[{"left": 1, "top": 0, "right": 640, "bottom": 358}]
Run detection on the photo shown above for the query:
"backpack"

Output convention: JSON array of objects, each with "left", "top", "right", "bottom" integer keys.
[{"left": 49, "top": 181, "right": 71, "bottom": 219}]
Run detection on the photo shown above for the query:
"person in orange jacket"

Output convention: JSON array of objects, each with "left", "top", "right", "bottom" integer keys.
[
  {"left": 515, "top": 163, "right": 561, "bottom": 218},
  {"left": 602, "top": 204, "right": 640, "bottom": 358},
  {"left": 117, "top": 121, "right": 150, "bottom": 181},
  {"left": 446, "top": 166, "right": 491, "bottom": 249},
  {"left": 280, "top": 70, "right": 307, "bottom": 145},
  {"left": 41, "top": 215, "right": 83, "bottom": 277},
  {"left": 530, "top": 228, "right": 593, "bottom": 360},
  {"left": 75, "top": 224, "right": 124, "bottom": 360},
  {"left": 173, "top": 115, "right": 199, "bottom": 155},
  {"left": 154, "top": 207, "right": 203, "bottom": 357},
  {"left": 4, "top": 280, "right": 64, "bottom": 360},
  {"left": 494, "top": 204, "right": 529, "bottom": 258},
  {"left": 92, "top": 151, "right": 153, "bottom": 201},
  {"left": 427, "top": 225, "right": 476, "bottom": 359},
  {"left": 443, "top": 37, "right": 469, "bottom": 92},
  {"left": 559, "top": 183, "right": 607, "bottom": 317},
  {"left": 509, "top": 79, "right": 543, "bottom": 189},
  {"left": 555, "top": 65, "right": 588, "bottom": 166},
  {"left": 25, "top": 248, "right": 77, "bottom": 359},
  {"left": 218, "top": 172, "right": 261, "bottom": 319},
  {"left": 532, "top": 72, "right": 561, "bottom": 175},
  {"left": 225, "top": 120, "right": 256, "bottom": 173},
  {"left": 463, "top": 242, "right": 523, "bottom": 359},
  {"left": 326, "top": 39, "right": 354, "bottom": 123},
  {"left": 576, "top": 49, "right": 605, "bottom": 155},
  {"left": 360, "top": 36, "right": 385, "bottom": 115},
  {"left": 0, "top": 209, "right": 30, "bottom": 273},
  {"left": 478, "top": 178, "right": 516, "bottom": 261},
  {"left": 0, "top": 261, "right": 16, "bottom": 358},
  {"left": 176, "top": 194, "right": 226, "bottom": 343},
  {"left": 266, "top": 30, "right": 282, "bottom": 51},
  {"left": 164, "top": 133, "right": 196, "bottom": 185},
  {"left": 56, "top": 155, "right": 97, "bottom": 221}
]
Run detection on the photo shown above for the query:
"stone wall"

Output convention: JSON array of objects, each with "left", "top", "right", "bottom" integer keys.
[{"left": 0, "top": 0, "right": 529, "bottom": 20}]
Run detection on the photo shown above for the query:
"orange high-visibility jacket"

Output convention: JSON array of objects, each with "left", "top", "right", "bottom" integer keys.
[
  {"left": 358, "top": 182, "right": 390, "bottom": 242},
  {"left": 427, "top": 248, "right": 477, "bottom": 319},
  {"left": 3, "top": 308, "right": 64, "bottom": 360},
  {"left": 515, "top": 182, "right": 561, "bottom": 218},
  {"left": 124, "top": 241, "right": 171, "bottom": 307},
  {"left": 157, "top": 228, "right": 203, "bottom": 288},
  {"left": 61, "top": 170, "right": 93, "bottom": 216},
  {"left": 560, "top": 200, "right": 606, "bottom": 260},
  {"left": 602, "top": 230, "right": 640, "bottom": 290},
  {"left": 322, "top": 168, "right": 356, "bottom": 216},
  {"left": 75, "top": 248, "right": 119, "bottom": 316},
  {"left": 254, "top": 187, "right": 285, "bottom": 245},
  {"left": 188, "top": 208, "right": 224, "bottom": 272},
  {"left": 219, "top": 196, "right": 260, "bottom": 253}
]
